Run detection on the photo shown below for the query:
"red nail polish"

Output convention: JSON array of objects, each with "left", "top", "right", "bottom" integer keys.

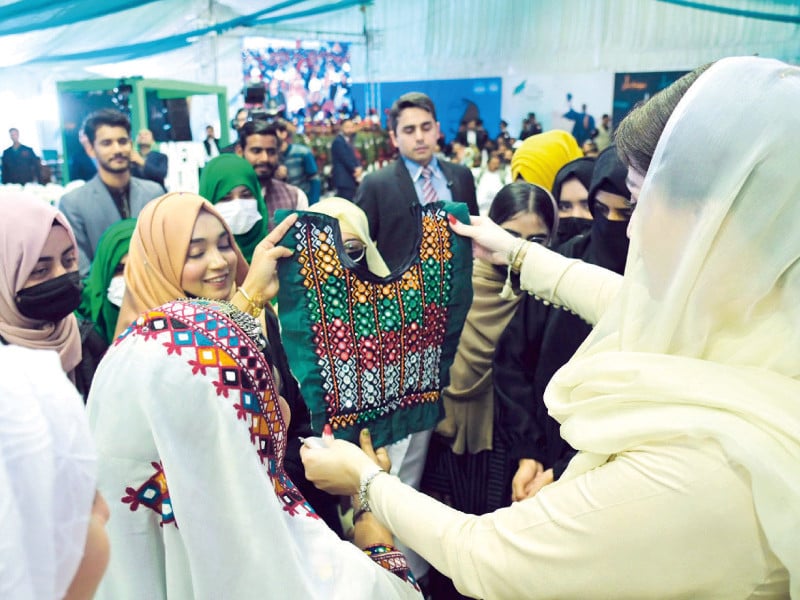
[
  {"left": 322, "top": 423, "right": 333, "bottom": 441},
  {"left": 447, "top": 214, "right": 457, "bottom": 225}
]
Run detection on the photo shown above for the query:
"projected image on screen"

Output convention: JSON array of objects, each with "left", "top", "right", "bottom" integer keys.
[{"left": 242, "top": 37, "right": 353, "bottom": 126}]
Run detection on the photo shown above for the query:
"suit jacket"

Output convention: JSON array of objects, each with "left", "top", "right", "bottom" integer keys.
[
  {"left": 59, "top": 175, "right": 164, "bottom": 276},
  {"left": 355, "top": 159, "right": 478, "bottom": 272},
  {"left": 203, "top": 138, "right": 220, "bottom": 156},
  {"left": 130, "top": 151, "right": 168, "bottom": 189},
  {"left": 330, "top": 133, "right": 360, "bottom": 199}
]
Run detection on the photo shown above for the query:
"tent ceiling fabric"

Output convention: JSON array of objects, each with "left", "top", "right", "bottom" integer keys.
[{"left": 0, "top": 0, "right": 796, "bottom": 110}]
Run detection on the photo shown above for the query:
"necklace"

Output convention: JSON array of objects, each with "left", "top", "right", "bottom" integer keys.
[{"left": 178, "top": 297, "right": 267, "bottom": 351}]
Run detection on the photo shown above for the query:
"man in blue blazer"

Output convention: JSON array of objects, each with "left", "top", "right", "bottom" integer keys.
[
  {"left": 355, "top": 92, "right": 478, "bottom": 273},
  {"left": 59, "top": 109, "right": 163, "bottom": 276}
]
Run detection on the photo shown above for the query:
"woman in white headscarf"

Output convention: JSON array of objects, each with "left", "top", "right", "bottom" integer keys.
[{"left": 301, "top": 57, "right": 798, "bottom": 598}]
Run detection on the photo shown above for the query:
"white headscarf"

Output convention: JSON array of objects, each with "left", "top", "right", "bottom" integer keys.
[
  {"left": 0, "top": 345, "right": 96, "bottom": 599},
  {"left": 88, "top": 300, "right": 420, "bottom": 599},
  {"left": 547, "top": 56, "right": 800, "bottom": 595}
]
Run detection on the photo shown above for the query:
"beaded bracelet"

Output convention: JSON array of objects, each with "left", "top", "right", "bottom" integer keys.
[{"left": 357, "top": 465, "right": 385, "bottom": 513}]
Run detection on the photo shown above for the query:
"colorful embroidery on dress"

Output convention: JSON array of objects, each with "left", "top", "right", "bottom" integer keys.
[
  {"left": 121, "top": 461, "right": 176, "bottom": 527},
  {"left": 363, "top": 544, "right": 420, "bottom": 589},
  {"left": 276, "top": 203, "right": 472, "bottom": 447},
  {"left": 122, "top": 300, "right": 317, "bottom": 521}
]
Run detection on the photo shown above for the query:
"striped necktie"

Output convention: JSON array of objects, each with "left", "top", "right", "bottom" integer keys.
[{"left": 421, "top": 165, "right": 438, "bottom": 205}]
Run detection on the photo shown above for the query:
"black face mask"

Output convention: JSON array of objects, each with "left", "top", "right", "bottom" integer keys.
[
  {"left": 15, "top": 271, "right": 83, "bottom": 323},
  {"left": 589, "top": 214, "right": 630, "bottom": 274},
  {"left": 554, "top": 217, "right": 593, "bottom": 247}
]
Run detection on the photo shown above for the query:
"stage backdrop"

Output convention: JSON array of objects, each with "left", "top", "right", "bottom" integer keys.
[
  {"left": 352, "top": 78, "right": 502, "bottom": 142},
  {"left": 612, "top": 70, "right": 689, "bottom": 129}
]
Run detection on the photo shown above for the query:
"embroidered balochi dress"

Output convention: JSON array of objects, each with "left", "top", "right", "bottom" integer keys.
[{"left": 87, "top": 299, "right": 421, "bottom": 599}]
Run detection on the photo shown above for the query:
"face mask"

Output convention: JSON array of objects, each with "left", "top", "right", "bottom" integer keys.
[
  {"left": 214, "top": 199, "right": 263, "bottom": 235},
  {"left": 15, "top": 271, "right": 82, "bottom": 323},
  {"left": 106, "top": 275, "right": 126, "bottom": 307},
  {"left": 554, "top": 217, "right": 593, "bottom": 247},
  {"left": 590, "top": 213, "right": 630, "bottom": 274}
]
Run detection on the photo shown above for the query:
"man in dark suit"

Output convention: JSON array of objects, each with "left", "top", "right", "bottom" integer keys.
[
  {"left": 59, "top": 109, "right": 163, "bottom": 276},
  {"left": 330, "top": 118, "right": 362, "bottom": 200},
  {"left": 130, "top": 128, "right": 168, "bottom": 190},
  {"left": 355, "top": 92, "right": 478, "bottom": 272},
  {"left": 202, "top": 125, "right": 221, "bottom": 160},
  {"left": 2, "top": 128, "right": 40, "bottom": 184}
]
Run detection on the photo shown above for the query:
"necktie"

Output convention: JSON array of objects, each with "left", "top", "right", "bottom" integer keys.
[{"left": 421, "top": 165, "right": 438, "bottom": 205}]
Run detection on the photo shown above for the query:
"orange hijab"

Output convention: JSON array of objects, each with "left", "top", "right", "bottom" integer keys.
[{"left": 114, "top": 192, "right": 249, "bottom": 337}]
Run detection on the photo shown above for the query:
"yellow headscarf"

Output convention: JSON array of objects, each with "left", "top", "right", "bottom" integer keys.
[
  {"left": 305, "top": 197, "right": 391, "bottom": 277},
  {"left": 511, "top": 130, "right": 583, "bottom": 191}
]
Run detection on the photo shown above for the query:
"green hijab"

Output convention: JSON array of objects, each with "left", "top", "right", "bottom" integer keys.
[
  {"left": 78, "top": 218, "right": 136, "bottom": 344},
  {"left": 198, "top": 154, "right": 268, "bottom": 263}
]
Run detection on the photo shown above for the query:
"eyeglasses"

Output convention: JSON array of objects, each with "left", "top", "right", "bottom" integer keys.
[
  {"left": 343, "top": 239, "right": 366, "bottom": 262},
  {"left": 503, "top": 229, "right": 549, "bottom": 246}
]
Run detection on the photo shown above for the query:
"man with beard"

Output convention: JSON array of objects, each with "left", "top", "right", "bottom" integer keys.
[
  {"left": 59, "top": 109, "right": 163, "bottom": 276},
  {"left": 236, "top": 120, "right": 308, "bottom": 233},
  {"left": 493, "top": 145, "right": 633, "bottom": 502}
]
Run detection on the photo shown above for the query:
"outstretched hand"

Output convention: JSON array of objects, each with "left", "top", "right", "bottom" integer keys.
[
  {"left": 448, "top": 214, "right": 518, "bottom": 266},
  {"left": 301, "top": 428, "right": 382, "bottom": 496}
]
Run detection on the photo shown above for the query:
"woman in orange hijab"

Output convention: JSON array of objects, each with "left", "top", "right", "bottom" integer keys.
[{"left": 112, "top": 191, "right": 344, "bottom": 534}]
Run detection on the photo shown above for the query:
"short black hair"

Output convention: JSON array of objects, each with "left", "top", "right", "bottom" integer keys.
[
  {"left": 387, "top": 92, "right": 437, "bottom": 133},
  {"left": 81, "top": 109, "right": 131, "bottom": 145},
  {"left": 237, "top": 120, "right": 279, "bottom": 150}
]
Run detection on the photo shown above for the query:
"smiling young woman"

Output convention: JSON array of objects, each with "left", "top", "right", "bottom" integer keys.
[{"left": 112, "top": 191, "right": 343, "bottom": 536}]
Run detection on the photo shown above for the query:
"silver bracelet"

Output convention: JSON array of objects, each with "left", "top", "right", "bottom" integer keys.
[{"left": 357, "top": 465, "right": 385, "bottom": 513}]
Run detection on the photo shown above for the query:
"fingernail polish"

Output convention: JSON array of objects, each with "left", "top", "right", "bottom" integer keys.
[{"left": 447, "top": 214, "right": 457, "bottom": 225}]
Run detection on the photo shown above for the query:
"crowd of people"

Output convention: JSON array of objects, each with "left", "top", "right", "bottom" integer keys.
[
  {"left": 1, "top": 55, "right": 798, "bottom": 600},
  {"left": 242, "top": 40, "right": 355, "bottom": 124}
]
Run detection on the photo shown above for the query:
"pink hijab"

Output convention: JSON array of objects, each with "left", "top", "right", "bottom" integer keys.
[{"left": 0, "top": 192, "right": 82, "bottom": 373}]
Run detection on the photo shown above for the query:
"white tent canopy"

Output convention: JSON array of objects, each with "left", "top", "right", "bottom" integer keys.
[{"left": 0, "top": 0, "right": 797, "bottom": 151}]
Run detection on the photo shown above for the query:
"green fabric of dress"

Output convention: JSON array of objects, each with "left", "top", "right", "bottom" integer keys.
[{"left": 274, "top": 202, "right": 473, "bottom": 448}]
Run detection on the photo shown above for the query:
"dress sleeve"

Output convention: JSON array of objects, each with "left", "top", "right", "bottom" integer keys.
[
  {"left": 369, "top": 473, "right": 541, "bottom": 600},
  {"left": 518, "top": 243, "right": 623, "bottom": 325}
]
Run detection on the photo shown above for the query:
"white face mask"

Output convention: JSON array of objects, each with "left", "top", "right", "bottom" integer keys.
[
  {"left": 106, "top": 275, "right": 126, "bottom": 307},
  {"left": 214, "top": 199, "right": 263, "bottom": 235}
]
